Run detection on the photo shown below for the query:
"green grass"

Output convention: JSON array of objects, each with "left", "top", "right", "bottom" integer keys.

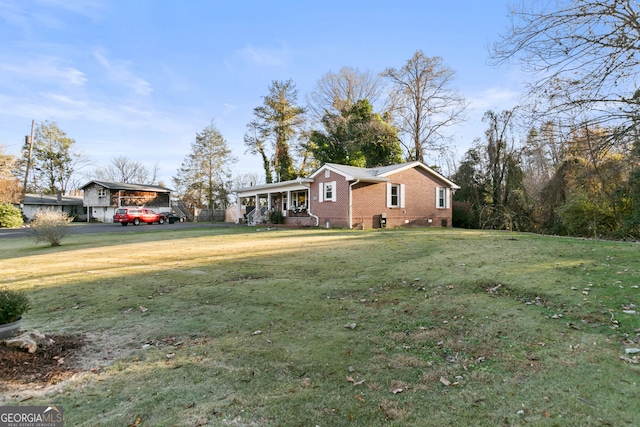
[{"left": 1, "top": 227, "right": 639, "bottom": 426}]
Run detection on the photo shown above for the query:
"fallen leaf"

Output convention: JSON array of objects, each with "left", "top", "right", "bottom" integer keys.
[
  {"left": 542, "top": 411, "right": 551, "bottom": 418},
  {"left": 346, "top": 376, "right": 355, "bottom": 383},
  {"left": 139, "top": 306, "right": 148, "bottom": 313},
  {"left": 353, "top": 379, "right": 366, "bottom": 386},
  {"left": 355, "top": 395, "right": 365, "bottom": 402},
  {"left": 620, "top": 356, "right": 638, "bottom": 364},
  {"left": 392, "top": 388, "right": 403, "bottom": 394},
  {"left": 440, "top": 377, "right": 451, "bottom": 386}
]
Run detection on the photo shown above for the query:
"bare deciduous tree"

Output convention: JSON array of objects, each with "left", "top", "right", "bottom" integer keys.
[
  {"left": 491, "top": 0, "right": 640, "bottom": 142},
  {"left": 307, "top": 66, "right": 387, "bottom": 122},
  {"left": 233, "top": 172, "right": 263, "bottom": 189},
  {"left": 92, "top": 156, "right": 159, "bottom": 184},
  {"left": 383, "top": 51, "right": 467, "bottom": 164}
]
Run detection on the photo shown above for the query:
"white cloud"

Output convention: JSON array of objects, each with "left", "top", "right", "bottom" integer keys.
[
  {"left": 237, "top": 43, "right": 290, "bottom": 67},
  {"left": 0, "top": 58, "right": 87, "bottom": 86},
  {"left": 94, "top": 49, "right": 153, "bottom": 96},
  {"left": 36, "top": 0, "right": 106, "bottom": 20},
  {"left": 0, "top": 0, "right": 106, "bottom": 32},
  {"left": 0, "top": 0, "right": 28, "bottom": 29}
]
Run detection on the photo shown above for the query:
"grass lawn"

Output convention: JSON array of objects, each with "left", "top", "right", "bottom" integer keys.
[{"left": 1, "top": 226, "right": 639, "bottom": 426}]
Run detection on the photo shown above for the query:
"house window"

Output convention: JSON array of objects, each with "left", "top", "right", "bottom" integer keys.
[
  {"left": 318, "top": 181, "right": 337, "bottom": 202},
  {"left": 436, "top": 187, "right": 450, "bottom": 209},
  {"left": 98, "top": 188, "right": 107, "bottom": 198},
  {"left": 291, "top": 191, "right": 306, "bottom": 208},
  {"left": 386, "top": 183, "right": 405, "bottom": 208},
  {"left": 325, "top": 183, "right": 333, "bottom": 201}
]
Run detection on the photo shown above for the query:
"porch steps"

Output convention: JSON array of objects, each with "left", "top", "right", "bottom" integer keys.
[{"left": 172, "top": 200, "right": 193, "bottom": 222}]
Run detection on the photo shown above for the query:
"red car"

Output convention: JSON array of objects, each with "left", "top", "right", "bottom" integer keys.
[{"left": 113, "top": 208, "right": 166, "bottom": 226}]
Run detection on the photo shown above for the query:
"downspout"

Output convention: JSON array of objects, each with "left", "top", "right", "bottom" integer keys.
[{"left": 348, "top": 179, "right": 360, "bottom": 229}]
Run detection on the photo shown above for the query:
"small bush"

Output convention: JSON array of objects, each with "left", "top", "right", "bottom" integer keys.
[
  {"left": 0, "top": 288, "right": 30, "bottom": 324},
  {"left": 0, "top": 203, "right": 24, "bottom": 228},
  {"left": 30, "top": 209, "right": 73, "bottom": 246},
  {"left": 269, "top": 210, "right": 284, "bottom": 224}
]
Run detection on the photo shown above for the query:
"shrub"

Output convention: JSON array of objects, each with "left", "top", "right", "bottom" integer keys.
[
  {"left": 269, "top": 210, "right": 284, "bottom": 224},
  {"left": 30, "top": 209, "right": 73, "bottom": 246},
  {"left": 0, "top": 203, "right": 24, "bottom": 228},
  {"left": 556, "top": 192, "right": 617, "bottom": 237},
  {"left": 0, "top": 288, "right": 30, "bottom": 324}
]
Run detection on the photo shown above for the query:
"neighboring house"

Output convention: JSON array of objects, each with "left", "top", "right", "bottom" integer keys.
[
  {"left": 231, "top": 161, "right": 459, "bottom": 229},
  {"left": 80, "top": 181, "right": 172, "bottom": 223},
  {"left": 19, "top": 193, "right": 85, "bottom": 221}
]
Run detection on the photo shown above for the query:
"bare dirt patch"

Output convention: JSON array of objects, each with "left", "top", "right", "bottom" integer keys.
[
  {"left": 0, "top": 330, "right": 141, "bottom": 403},
  {"left": 0, "top": 335, "right": 85, "bottom": 391}
]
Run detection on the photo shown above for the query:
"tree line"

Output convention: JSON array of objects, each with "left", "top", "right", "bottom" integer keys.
[{"left": 452, "top": 0, "right": 640, "bottom": 238}]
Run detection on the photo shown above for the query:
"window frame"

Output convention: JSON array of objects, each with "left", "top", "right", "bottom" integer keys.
[
  {"left": 436, "top": 187, "right": 450, "bottom": 209},
  {"left": 386, "top": 183, "right": 405, "bottom": 208},
  {"left": 318, "top": 181, "right": 337, "bottom": 203}
]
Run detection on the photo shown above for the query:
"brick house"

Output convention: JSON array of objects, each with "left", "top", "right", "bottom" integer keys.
[
  {"left": 232, "top": 162, "right": 459, "bottom": 229},
  {"left": 80, "top": 181, "right": 172, "bottom": 223}
]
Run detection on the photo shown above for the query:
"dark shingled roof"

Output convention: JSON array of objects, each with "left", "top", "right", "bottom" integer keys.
[{"left": 80, "top": 181, "right": 173, "bottom": 193}]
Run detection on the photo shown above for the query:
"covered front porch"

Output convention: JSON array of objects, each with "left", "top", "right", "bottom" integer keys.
[{"left": 231, "top": 178, "right": 317, "bottom": 227}]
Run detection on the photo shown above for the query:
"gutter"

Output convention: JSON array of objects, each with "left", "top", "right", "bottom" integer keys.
[{"left": 348, "top": 179, "right": 360, "bottom": 229}]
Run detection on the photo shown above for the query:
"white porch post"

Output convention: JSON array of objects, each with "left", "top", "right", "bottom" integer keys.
[
  {"left": 236, "top": 194, "right": 242, "bottom": 224},
  {"left": 267, "top": 192, "right": 272, "bottom": 211}
]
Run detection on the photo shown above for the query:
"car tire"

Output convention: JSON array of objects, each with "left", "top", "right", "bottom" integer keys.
[
  {"left": 159, "top": 218, "right": 165, "bottom": 224},
  {"left": 121, "top": 222, "right": 128, "bottom": 226},
  {"left": 133, "top": 218, "right": 140, "bottom": 226}
]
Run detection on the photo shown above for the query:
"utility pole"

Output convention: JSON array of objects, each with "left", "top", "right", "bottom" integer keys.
[{"left": 21, "top": 119, "right": 35, "bottom": 204}]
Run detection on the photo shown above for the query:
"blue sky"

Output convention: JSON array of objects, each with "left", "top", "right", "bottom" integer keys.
[{"left": 0, "top": 0, "right": 522, "bottom": 188}]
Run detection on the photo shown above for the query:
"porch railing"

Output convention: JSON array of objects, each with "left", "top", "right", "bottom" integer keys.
[{"left": 247, "top": 206, "right": 268, "bottom": 226}]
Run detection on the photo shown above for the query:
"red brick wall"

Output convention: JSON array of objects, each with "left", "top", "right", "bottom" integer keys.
[
  {"left": 354, "top": 167, "right": 452, "bottom": 229},
  {"left": 309, "top": 170, "right": 351, "bottom": 228},
  {"left": 310, "top": 166, "right": 453, "bottom": 229}
]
